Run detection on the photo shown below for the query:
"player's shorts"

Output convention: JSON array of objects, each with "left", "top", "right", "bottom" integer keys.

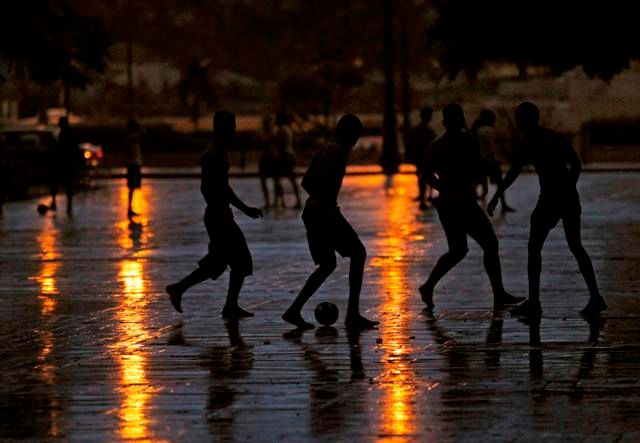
[
  {"left": 436, "top": 198, "right": 498, "bottom": 253},
  {"left": 198, "top": 207, "right": 253, "bottom": 278},
  {"left": 126, "top": 163, "right": 142, "bottom": 189},
  {"left": 531, "top": 193, "right": 582, "bottom": 232},
  {"left": 302, "top": 205, "right": 365, "bottom": 266}
]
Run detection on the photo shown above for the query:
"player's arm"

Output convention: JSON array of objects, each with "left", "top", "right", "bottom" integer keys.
[
  {"left": 564, "top": 137, "right": 582, "bottom": 184},
  {"left": 423, "top": 144, "right": 441, "bottom": 191},
  {"left": 229, "top": 186, "right": 263, "bottom": 219},
  {"left": 488, "top": 149, "right": 524, "bottom": 216}
]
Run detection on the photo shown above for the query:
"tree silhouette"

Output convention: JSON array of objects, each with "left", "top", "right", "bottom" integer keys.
[
  {"left": 429, "top": 0, "right": 640, "bottom": 81},
  {"left": 1, "top": 0, "right": 111, "bottom": 113}
]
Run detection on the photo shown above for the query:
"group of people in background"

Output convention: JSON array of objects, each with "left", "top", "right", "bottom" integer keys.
[
  {"left": 166, "top": 102, "right": 607, "bottom": 331},
  {"left": 406, "top": 105, "right": 515, "bottom": 212},
  {"left": 258, "top": 111, "right": 302, "bottom": 209}
]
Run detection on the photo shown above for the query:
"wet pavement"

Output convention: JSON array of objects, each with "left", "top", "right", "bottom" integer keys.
[{"left": 1, "top": 172, "right": 639, "bottom": 442}]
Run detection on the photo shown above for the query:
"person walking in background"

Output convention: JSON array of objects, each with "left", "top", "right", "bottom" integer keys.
[
  {"left": 406, "top": 106, "right": 437, "bottom": 210},
  {"left": 274, "top": 111, "right": 302, "bottom": 209},
  {"left": 472, "top": 109, "right": 514, "bottom": 212},
  {"left": 419, "top": 103, "right": 523, "bottom": 311},
  {"left": 126, "top": 119, "right": 144, "bottom": 218},
  {"left": 258, "top": 114, "right": 283, "bottom": 208},
  {"left": 50, "top": 116, "right": 80, "bottom": 215},
  {"left": 166, "top": 111, "right": 263, "bottom": 319},
  {"left": 282, "top": 114, "right": 379, "bottom": 330},
  {"left": 488, "top": 101, "right": 606, "bottom": 319}
]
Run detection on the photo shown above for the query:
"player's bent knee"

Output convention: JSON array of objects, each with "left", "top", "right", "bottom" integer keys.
[
  {"left": 448, "top": 248, "right": 468, "bottom": 262},
  {"left": 351, "top": 243, "right": 367, "bottom": 263},
  {"left": 318, "top": 261, "right": 337, "bottom": 275}
]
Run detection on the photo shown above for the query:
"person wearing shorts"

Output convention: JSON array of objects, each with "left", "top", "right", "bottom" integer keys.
[
  {"left": 419, "top": 103, "right": 522, "bottom": 311},
  {"left": 488, "top": 101, "right": 606, "bottom": 319},
  {"left": 166, "top": 111, "right": 263, "bottom": 319},
  {"left": 282, "top": 114, "right": 379, "bottom": 330}
]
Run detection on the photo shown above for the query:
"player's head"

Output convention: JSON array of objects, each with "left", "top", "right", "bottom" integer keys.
[
  {"left": 336, "top": 114, "right": 363, "bottom": 149},
  {"left": 58, "top": 116, "right": 69, "bottom": 129},
  {"left": 478, "top": 109, "right": 496, "bottom": 127},
  {"left": 420, "top": 106, "right": 433, "bottom": 124},
  {"left": 127, "top": 119, "right": 141, "bottom": 133},
  {"left": 275, "top": 110, "right": 292, "bottom": 127},
  {"left": 213, "top": 111, "right": 236, "bottom": 141},
  {"left": 442, "top": 103, "right": 465, "bottom": 131},
  {"left": 515, "top": 102, "right": 539, "bottom": 134}
]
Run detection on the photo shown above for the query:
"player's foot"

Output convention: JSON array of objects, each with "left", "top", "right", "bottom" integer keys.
[
  {"left": 166, "top": 283, "right": 184, "bottom": 313},
  {"left": 580, "top": 296, "right": 607, "bottom": 318},
  {"left": 222, "top": 305, "right": 254, "bottom": 319},
  {"left": 128, "top": 209, "right": 139, "bottom": 218},
  {"left": 282, "top": 310, "right": 315, "bottom": 330},
  {"left": 501, "top": 205, "right": 516, "bottom": 213},
  {"left": 345, "top": 314, "right": 379, "bottom": 330},
  {"left": 494, "top": 292, "right": 525, "bottom": 309},
  {"left": 419, "top": 284, "right": 435, "bottom": 310},
  {"left": 510, "top": 299, "right": 542, "bottom": 319}
]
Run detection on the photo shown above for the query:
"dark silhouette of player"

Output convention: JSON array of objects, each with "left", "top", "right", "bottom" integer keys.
[
  {"left": 282, "top": 114, "right": 379, "bottom": 330},
  {"left": 406, "top": 106, "right": 437, "bottom": 210},
  {"left": 274, "top": 111, "right": 302, "bottom": 209},
  {"left": 125, "top": 119, "right": 143, "bottom": 219},
  {"left": 166, "top": 111, "right": 263, "bottom": 319},
  {"left": 50, "top": 116, "right": 80, "bottom": 215},
  {"left": 258, "top": 114, "right": 283, "bottom": 208},
  {"left": 471, "top": 109, "right": 514, "bottom": 212},
  {"left": 419, "top": 103, "right": 523, "bottom": 311},
  {"left": 488, "top": 101, "right": 606, "bottom": 319}
]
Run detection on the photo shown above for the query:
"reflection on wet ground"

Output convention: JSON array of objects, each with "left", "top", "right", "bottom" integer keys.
[{"left": 0, "top": 173, "right": 639, "bottom": 441}]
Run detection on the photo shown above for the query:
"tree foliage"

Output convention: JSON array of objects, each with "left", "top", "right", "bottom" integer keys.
[
  {"left": 0, "top": 0, "right": 111, "bottom": 88},
  {"left": 429, "top": 0, "right": 640, "bottom": 81}
]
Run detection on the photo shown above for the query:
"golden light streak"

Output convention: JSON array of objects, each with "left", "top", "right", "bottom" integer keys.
[
  {"left": 30, "top": 215, "right": 61, "bottom": 437},
  {"left": 112, "top": 183, "right": 157, "bottom": 441},
  {"left": 364, "top": 174, "right": 419, "bottom": 440}
]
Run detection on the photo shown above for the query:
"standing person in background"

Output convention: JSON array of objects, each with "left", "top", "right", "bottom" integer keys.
[
  {"left": 406, "top": 106, "right": 437, "bottom": 210},
  {"left": 50, "top": 116, "right": 80, "bottom": 215},
  {"left": 274, "top": 111, "right": 302, "bottom": 209},
  {"left": 472, "top": 109, "right": 514, "bottom": 212},
  {"left": 258, "top": 114, "right": 283, "bottom": 208},
  {"left": 126, "top": 119, "right": 144, "bottom": 218}
]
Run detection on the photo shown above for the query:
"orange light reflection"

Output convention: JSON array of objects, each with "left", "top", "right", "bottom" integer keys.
[
  {"left": 366, "top": 175, "right": 420, "bottom": 440},
  {"left": 112, "top": 184, "right": 157, "bottom": 441},
  {"left": 30, "top": 215, "right": 61, "bottom": 437}
]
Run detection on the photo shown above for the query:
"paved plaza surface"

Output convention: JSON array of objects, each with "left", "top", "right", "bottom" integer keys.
[{"left": 1, "top": 171, "right": 639, "bottom": 442}]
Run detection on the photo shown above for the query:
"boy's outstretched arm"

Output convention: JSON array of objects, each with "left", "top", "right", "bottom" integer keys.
[
  {"left": 228, "top": 186, "right": 263, "bottom": 218},
  {"left": 488, "top": 163, "right": 521, "bottom": 216}
]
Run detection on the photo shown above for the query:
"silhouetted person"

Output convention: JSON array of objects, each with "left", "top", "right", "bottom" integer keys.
[
  {"left": 258, "top": 114, "right": 283, "bottom": 208},
  {"left": 419, "top": 103, "right": 523, "bottom": 311},
  {"left": 125, "top": 119, "right": 143, "bottom": 219},
  {"left": 50, "top": 117, "right": 80, "bottom": 215},
  {"left": 282, "top": 114, "right": 379, "bottom": 330},
  {"left": 166, "top": 111, "right": 263, "bottom": 319},
  {"left": 406, "top": 106, "right": 437, "bottom": 210},
  {"left": 472, "top": 109, "right": 514, "bottom": 212},
  {"left": 274, "top": 111, "right": 302, "bottom": 209},
  {"left": 488, "top": 101, "right": 606, "bottom": 319}
]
